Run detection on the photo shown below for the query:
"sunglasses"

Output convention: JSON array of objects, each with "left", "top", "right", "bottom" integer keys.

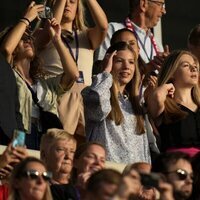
[
  {"left": 21, "top": 170, "right": 52, "bottom": 182},
  {"left": 166, "top": 169, "right": 193, "bottom": 181}
]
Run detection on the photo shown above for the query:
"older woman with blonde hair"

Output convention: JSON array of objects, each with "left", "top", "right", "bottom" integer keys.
[
  {"left": 82, "top": 41, "right": 151, "bottom": 164},
  {"left": 40, "top": 128, "right": 77, "bottom": 184},
  {"left": 8, "top": 157, "right": 53, "bottom": 200},
  {"left": 147, "top": 50, "right": 200, "bottom": 157}
]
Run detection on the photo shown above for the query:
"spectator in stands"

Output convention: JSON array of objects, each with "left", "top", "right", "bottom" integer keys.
[
  {"left": 72, "top": 142, "right": 106, "bottom": 198},
  {"left": 152, "top": 152, "right": 193, "bottom": 200},
  {"left": 110, "top": 28, "right": 140, "bottom": 59},
  {"left": 95, "top": 0, "right": 168, "bottom": 75},
  {"left": 36, "top": 0, "right": 108, "bottom": 86},
  {"left": 147, "top": 50, "right": 200, "bottom": 156},
  {"left": 0, "top": 2, "right": 79, "bottom": 149},
  {"left": 50, "top": 142, "right": 106, "bottom": 200},
  {"left": 86, "top": 169, "right": 122, "bottom": 200},
  {"left": 188, "top": 24, "right": 200, "bottom": 63},
  {"left": 35, "top": 0, "right": 108, "bottom": 139},
  {"left": 40, "top": 128, "right": 77, "bottom": 184},
  {"left": 8, "top": 157, "right": 53, "bottom": 200},
  {"left": 82, "top": 42, "right": 151, "bottom": 164}
]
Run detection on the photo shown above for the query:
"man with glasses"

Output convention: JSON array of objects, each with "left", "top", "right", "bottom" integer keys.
[
  {"left": 152, "top": 152, "right": 193, "bottom": 200},
  {"left": 95, "top": 0, "right": 167, "bottom": 74}
]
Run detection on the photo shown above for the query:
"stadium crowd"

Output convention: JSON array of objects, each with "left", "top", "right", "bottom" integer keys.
[{"left": 0, "top": 0, "right": 200, "bottom": 199}]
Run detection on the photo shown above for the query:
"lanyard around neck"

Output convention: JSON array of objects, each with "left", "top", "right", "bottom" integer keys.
[
  {"left": 124, "top": 17, "right": 159, "bottom": 62},
  {"left": 61, "top": 30, "right": 79, "bottom": 64}
]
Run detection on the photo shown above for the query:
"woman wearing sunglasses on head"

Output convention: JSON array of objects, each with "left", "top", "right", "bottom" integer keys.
[
  {"left": 147, "top": 50, "right": 200, "bottom": 157},
  {"left": 8, "top": 157, "right": 53, "bottom": 200}
]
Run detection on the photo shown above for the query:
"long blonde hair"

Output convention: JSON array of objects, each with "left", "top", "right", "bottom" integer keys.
[
  {"left": 106, "top": 42, "right": 145, "bottom": 134},
  {"left": 157, "top": 50, "right": 200, "bottom": 123}
]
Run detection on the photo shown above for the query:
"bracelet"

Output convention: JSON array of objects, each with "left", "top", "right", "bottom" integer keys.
[
  {"left": 21, "top": 17, "right": 30, "bottom": 25},
  {"left": 19, "top": 19, "right": 29, "bottom": 27}
]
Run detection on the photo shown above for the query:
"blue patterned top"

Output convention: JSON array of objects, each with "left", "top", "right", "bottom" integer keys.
[{"left": 82, "top": 72, "right": 151, "bottom": 164}]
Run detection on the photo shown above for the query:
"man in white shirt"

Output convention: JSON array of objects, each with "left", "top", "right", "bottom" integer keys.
[{"left": 95, "top": 0, "right": 167, "bottom": 73}]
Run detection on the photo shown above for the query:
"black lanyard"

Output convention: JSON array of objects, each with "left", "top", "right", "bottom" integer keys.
[{"left": 61, "top": 30, "right": 79, "bottom": 64}]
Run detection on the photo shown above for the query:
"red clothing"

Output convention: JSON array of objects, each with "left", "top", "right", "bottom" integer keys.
[{"left": 0, "top": 184, "right": 9, "bottom": 200}]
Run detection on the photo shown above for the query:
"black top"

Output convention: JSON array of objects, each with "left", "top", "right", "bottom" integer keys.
[
  {"left": 50, "top": 184, "right": 78, "bottom": 200},
  {"left": 0, "top": 53, "right": 23, "bottom": 141},
  {"left": 158, "top": 105, "right": 200, "bottom": 151}
]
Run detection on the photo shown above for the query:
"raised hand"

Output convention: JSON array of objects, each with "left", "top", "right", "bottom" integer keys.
[
  {"left": 103, "top": 51, "right": 117, "bottom": 73},
  {"left": 165, "top": 83, "right": 175, "bottom": 98},
  {"left": 0, "top": 143, "right": 29, "bottom": 169},
  {"left": 23, "top": 1, "right": 44, "bottom": 23},
  {"left": 48, "top": 18, "right": 62, "bottom": 42},
  {"left": 147, "top": 45, "right": 170, "bottom": 73}
]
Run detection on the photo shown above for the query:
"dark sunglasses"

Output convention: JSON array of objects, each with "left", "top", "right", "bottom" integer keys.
[
  {"left": 166, "top": 169, "right": 193, "bottom": 181},
  {"left": 21, "top": 170, "right": 52, "bottom": 182}
]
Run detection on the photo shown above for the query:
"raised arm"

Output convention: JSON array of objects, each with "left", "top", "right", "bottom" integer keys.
[
  {"left": 81, "top": 51, "right": 116, "bottom": 122},
  {"left": 48, "top": 18, "right": 79, "bottom": 89},
  {"left": 53, "top": 0, "right": 66, "bottom": 24},
  {"left": 34, "top": 0, "right": 66, "bottom": 49},
  {"left": 147, "top": 83, "right": 175, "bottom": 119},
  {"left": 86, "top": 0, "right": 108, "bottom": 49},
  {"left": 0, "top": 1, "right": 44, "bottom": 63}
]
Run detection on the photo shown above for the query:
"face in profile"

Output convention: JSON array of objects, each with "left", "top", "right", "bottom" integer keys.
[
  {"left": 112, "top": 49, "right": 136, "bottom": 87},
  {"left": 75, "top": 144, "right": 106, "bottom": 174},
  {"left": 166, "top": 159, "right": 193, "bottom": 199},
  {"left": 46, "top": 139, "right": 76, "bottom": 177},
  {"left": 172, "top": 54, "right": 199, "bottom": 88},
  {"left": 145, "top": 0, "right": 166, "bottom": 28},
  {"left": 15, "top": 161, "right": 48, "bottom": 200}
]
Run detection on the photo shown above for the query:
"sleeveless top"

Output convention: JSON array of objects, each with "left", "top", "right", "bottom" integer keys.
[
  {"left": 158, "top": 105, "right": 200, "bottom": 151},
  {"left": 39, "top": 30, "right": 94, "bottom": 86}
]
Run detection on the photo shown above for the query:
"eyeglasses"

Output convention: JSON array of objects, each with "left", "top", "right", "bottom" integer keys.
[
  {"left": 21, "top": 170, "right": 52, "bottom": 182},
  {"left": 165, "top": 169, "right": 193, "bottom": 181},
  {"left": 148, "top": 0, "right": 165, "bottom": 9}
]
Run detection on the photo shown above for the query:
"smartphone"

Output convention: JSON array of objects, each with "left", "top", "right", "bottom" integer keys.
[
  {"left": 140, "top": 173, "right": 160, "bottom": 189},
  {"left": 38, "top": 6, "right": 53, "bottom": 19},
  {"left": 12, "top": 130, "right": 25, "bottom": 147}
]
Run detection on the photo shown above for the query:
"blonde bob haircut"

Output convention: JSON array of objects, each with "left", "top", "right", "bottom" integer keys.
[
  {"left": 106, "top": 42, "right": 144, "bottom": 134},
  {"left": 157, "top": 50, "right": 200, "bottom": 123},
  {"left": 40, "top": 128, "right": 77, "bottom": 155}
]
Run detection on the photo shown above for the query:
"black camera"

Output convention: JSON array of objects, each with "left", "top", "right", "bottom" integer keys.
[
  {"left": 140, "top": 173, "right": 160, "bottom": 189},
  {"left": 39, "top": 6, "right": 53, "bottom": 19}
]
